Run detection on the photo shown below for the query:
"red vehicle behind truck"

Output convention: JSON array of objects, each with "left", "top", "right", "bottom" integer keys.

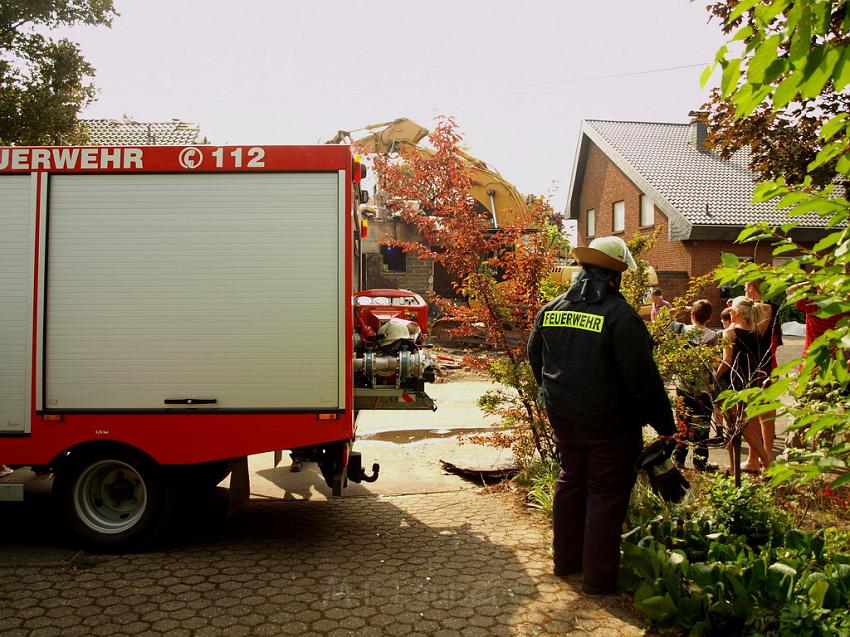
[{"left": 0, "top": 144, "right": 434, "bottom": 549}]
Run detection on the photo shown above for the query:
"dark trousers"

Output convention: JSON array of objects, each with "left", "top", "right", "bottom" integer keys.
[
  {"left": 672, "top": 389, "right": 712, "bottom": 469},
  {"left": 551, "top": 426, "right": 642, "bottom": 589}
]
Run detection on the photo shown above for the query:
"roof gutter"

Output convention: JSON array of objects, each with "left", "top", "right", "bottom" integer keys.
[{"left": 688, "top": 224, "right": 833, "bottom": 242}]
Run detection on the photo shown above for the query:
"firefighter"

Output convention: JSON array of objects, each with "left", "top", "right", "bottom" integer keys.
[{"left": 527, "top": 236, "right": 675, "bottom": 596}]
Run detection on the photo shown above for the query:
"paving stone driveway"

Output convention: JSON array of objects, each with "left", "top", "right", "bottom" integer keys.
[{"left": 0, "top": 491, "right": 645, "bottom": 636}]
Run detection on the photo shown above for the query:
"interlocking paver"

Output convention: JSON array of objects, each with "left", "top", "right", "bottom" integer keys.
[
  {"left": 0, "top": 491, "right": 647, "bottom": 636},
  {"left": 122, "top": 621, "right": 152, "bottom": 634}
]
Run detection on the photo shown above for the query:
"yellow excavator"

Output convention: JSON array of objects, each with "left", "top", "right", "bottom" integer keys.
[{"left": 327, "top": 118, "right": 527, "bottom": 228}]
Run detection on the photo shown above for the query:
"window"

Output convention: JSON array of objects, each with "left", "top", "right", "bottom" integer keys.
[
  {"left": 586, "top": 209, "right": 596, "bottom": 237},
  {"left": 612, "top": 201, "right": 625, "bottom": 233},
  {"left": 772, "top": 256, "right": 795, "bottom": 267},
  {"left": 380, "top": 245, "right": 406, "bottom": 272},
  {"left": 640, "top": 195, "right": 655, "bottom": 227}
]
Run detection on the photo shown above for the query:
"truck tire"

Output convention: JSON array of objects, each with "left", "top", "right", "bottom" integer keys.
[{"left": 54, "top": 448, "right": 176, "bottom": 551}]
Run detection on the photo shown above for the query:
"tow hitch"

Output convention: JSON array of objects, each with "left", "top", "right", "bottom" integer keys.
[
  {"left": 309, "top": 443, "right": 380, "bottom": 495},
  {"left": 347, "top": 451, "right": 379, "bottom": 484}
]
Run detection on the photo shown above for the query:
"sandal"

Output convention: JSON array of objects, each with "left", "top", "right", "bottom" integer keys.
[{"left": 723, "top": 466, "right": 761, "bottom": 477}]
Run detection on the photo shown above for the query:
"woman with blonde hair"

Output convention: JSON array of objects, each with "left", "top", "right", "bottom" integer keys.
[{"left": 715, "top": 296, "right": 773, "bottom": 473}]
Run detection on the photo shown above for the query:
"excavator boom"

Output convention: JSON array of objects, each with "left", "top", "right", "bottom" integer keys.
[{"left": 328, "top": 118, "right": 429, "bottom": 154}]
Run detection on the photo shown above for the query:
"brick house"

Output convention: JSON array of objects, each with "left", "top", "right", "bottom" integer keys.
[{"left": 566, "top": 116, "right": 830, "bottom": 322}]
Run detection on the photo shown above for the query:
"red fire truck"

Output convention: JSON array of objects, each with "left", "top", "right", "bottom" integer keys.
[{"left": 0, "top": 144, "right": 434, "bottom": 549}]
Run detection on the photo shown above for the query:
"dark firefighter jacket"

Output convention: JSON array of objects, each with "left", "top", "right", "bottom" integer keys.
[{"left": 527, "top": 287, "right": 675, "bottom": 440}]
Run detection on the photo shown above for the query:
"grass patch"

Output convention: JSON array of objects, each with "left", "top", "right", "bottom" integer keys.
[{"left": 515, "top": 459, "right": 559, "bottom": 518}]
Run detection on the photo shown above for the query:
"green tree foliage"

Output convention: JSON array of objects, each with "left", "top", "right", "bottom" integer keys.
[
  {"left": 702, "top": 1, "right": 850, "bottom": 188},
  {"left": 703, "top": 0, "right": 850, "bottom": 488},
  {"left": 623, "top": 231, "right": 722, "bottom": 392},
  {"left": 620, "top": 230, "right": 660, "bottom": 313},
  {"left": 0, "top": 1, "right": 117, "bottom": 145}
]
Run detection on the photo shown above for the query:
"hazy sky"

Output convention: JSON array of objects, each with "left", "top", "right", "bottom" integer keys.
[{"left": 64, "top": 0, "right": 727, "bottom": 212}]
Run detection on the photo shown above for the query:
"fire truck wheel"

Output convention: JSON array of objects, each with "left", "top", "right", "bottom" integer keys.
[{"left": 54, "top": 448, "right": 176, "bottom": 551}]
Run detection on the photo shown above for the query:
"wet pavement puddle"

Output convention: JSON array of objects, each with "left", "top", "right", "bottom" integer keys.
[{"left": 357, "top": 427, "right": 495, "bottom": 444}]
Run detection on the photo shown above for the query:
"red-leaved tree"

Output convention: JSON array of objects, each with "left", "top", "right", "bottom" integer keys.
[{"left": 364, "top": 116, "right": 566, "bottom": 465}]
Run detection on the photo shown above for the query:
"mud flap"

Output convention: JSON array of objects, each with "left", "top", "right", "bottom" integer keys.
[
  {"left": 315, "top": 441, "right": 350, "bottom": 496},
  {"left": 226, "top": 456, "right": 249, "bottom": 517},
  {"left": 331, "top": 443, "right": 349, "bottom": 497}
]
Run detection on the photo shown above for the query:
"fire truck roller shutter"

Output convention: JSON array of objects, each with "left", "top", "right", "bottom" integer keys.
[
  {"left": 44, "top": 172, "right": 342, "bottom": 410},
  {"left": 0, "top": 174, "right": 35, "bottom": 433}
]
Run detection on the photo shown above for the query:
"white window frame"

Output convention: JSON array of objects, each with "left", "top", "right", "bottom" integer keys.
[
  {"left": 640, "top": 194, "right": 655, "bottom": 227},
  {"left": 586, "top": 208, "right": 596, "bottom": 238},
  {"left": 612, "top": 200, "right": 625, "bottom": 233}
]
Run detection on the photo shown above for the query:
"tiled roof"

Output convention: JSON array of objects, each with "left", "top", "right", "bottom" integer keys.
[
  {"left": 568, "top": 119, "right": 829, "bottom": 240},
  {"left": 82, "top": 118, "right": 204, "bottom": 146}
]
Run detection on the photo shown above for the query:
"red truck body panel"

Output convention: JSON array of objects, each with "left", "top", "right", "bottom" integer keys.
[{"left": 0, "top": 144, "right": 356, "bottom": 466}]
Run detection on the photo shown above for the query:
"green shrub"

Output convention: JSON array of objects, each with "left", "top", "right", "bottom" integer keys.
[
  {"left": 620, "top": 516, "right": 850, "bottom": 635},
  {"left": 620, "top": 472, "right": 850, "bottom": 636},
  {"left": 696, "top": 476, "right": 790, "bottom": 547}
]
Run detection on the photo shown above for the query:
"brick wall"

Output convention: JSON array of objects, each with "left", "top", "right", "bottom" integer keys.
[
  {"left": 361, "top": 218, "right": 435, "bottom": 295},
  {"left": 362, "top": 218, "right": 423, "bottom": 251},
  {"left": 364, "top": 252, "right": 434, "bottom": 295},
  {"left": 686, "top": 240, "right": 779, "bottom": 325}
]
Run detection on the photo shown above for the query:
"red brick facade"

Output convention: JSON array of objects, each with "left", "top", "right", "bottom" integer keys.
[{"left": 575, "top": 143, "right": 776, "bottom": 324}]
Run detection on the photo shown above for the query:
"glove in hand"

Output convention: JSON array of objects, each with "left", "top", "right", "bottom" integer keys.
[{"left": 635, "top": 439, "right": 690, "bottom": 503}]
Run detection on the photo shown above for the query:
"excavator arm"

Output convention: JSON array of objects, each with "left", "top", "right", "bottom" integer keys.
[
  {"left": 329, "top": 118, "right": 526, "bottom": 227},
  {"left": 461, "top": 161, "right": 527, "bottom": 228},
  {"left": 327, "top": 118, "right": 428, "bottom": 152}
]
